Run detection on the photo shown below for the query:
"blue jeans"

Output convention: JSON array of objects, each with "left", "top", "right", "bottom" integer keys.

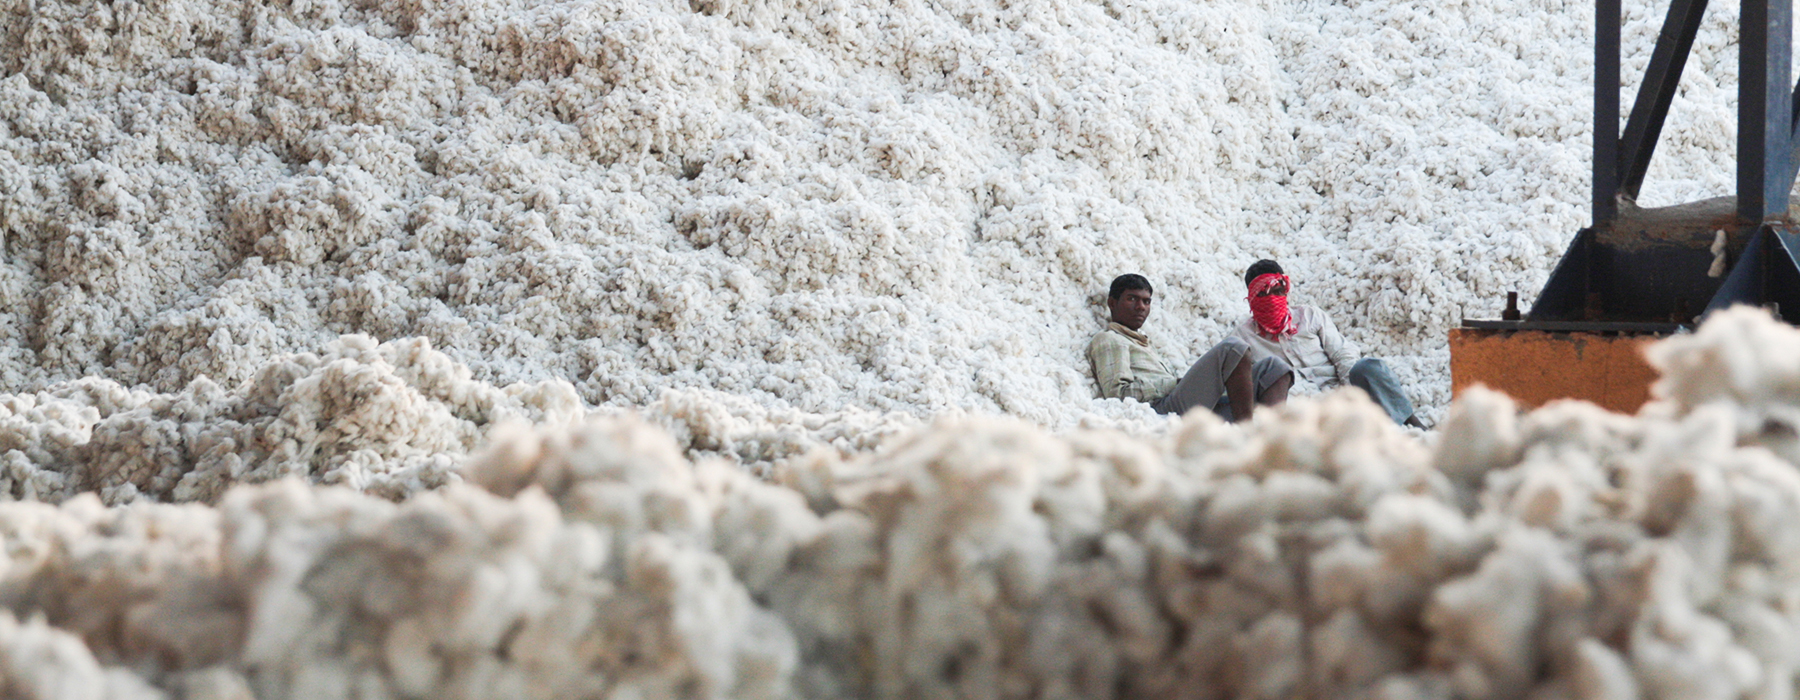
[
  {"left": 1151, "top": 337, "right": 1294, "bottom": 419},
  {"left": 1347, "top": 358, "right": 1415, "bottom": 424}
]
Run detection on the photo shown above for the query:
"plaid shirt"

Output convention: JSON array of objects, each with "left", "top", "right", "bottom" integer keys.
[{"left": 1088, "top": 325, "right": 1178, "bottom": 402}]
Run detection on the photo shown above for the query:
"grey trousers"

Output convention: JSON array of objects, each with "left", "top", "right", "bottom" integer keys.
[
  {"left": 1348, "top": 357, "right": 1416, "bottom": 424},
  {"left": 1152, "top": 337, "right": 1294, "bottom": 419}
]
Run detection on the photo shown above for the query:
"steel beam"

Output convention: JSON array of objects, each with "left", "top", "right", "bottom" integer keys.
[
  {"left": 1738, "top": 0, "right": 1794, "bottom": 222},
  {"left": 1791, "top": 73, "right": 1800, "bottom": 133},
  {"left": 1618, "top": 0, "right": 1708, "bottom": 199},
  {"left": 1790, "top": 72, "right": 1800, "bottom": 185},
  {"left": 1518, "top": 0, "right": 1800, "bottom": 335},
  {"left": 1594, "top": 0, "right": 1621, "bottom": 226}
]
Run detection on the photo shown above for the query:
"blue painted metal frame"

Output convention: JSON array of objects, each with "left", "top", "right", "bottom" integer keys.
[
  {"left": 1618, "top": 0, "right": 1708, "bottom": 200},
  {"left": 1593, "top": 0, "right": 1620, "bottom": 226},
  {"left": 1522, "top": 0, "right": 1800, "bottom": 326},
  {"left": 1740, "top": 0, "right": 1795, "bottom": 221}
]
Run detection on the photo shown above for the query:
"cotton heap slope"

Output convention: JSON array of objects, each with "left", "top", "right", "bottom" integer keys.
[{"left": 0, "top": 0, "right": 1751, "bottom": 424}]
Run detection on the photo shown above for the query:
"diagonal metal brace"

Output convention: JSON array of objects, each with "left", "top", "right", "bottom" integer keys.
[{"left": 1618, "top": 0, "right": 1709, "bottom": 200}]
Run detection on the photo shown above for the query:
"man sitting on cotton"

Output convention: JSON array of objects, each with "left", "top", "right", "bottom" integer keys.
[
  {"left": 1232, "top": 259, "right": 1426, "bottom": 428},
  {"left": 1088, "top": 273, "right": 1293, "bottom": 421}
]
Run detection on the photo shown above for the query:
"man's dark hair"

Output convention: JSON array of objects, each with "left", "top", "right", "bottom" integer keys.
[
  {"left": 1108, "top": 274, "right": 1153, "bottom": 300},
  {"left": 1244, "top": 259, "right": 1284, "bottom": 287}
]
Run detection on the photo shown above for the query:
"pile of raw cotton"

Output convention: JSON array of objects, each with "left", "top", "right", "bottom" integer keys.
[
  {"left": 5, "top": 0, "right": 1799, "bottom": 694},
  {"left": 3, "top": 306, "right": 1800, "bottom": 699},
  {"left": 0, "top": 0, "right": 1755, "bottom": 428},
  {"left": 0, "top": 332, "right": 935, "bottom": 503}
]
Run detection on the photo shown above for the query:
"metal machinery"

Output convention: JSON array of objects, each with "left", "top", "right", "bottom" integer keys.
[{"left": 1450, "top": 0, "right": 1800, "bottom": 412}]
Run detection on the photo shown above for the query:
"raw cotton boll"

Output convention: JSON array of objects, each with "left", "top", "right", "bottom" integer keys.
[
  {"left": 613, "top": 535, "right": 799, "bottom": 700},
  {"left": 1229, "top": 611, "right": 1304, "bottom": 700},
  {"left": 0, "top": 391, "right": 101, "bottom": 472},
  {"left": 1260, "top": 471, "right": 1343, "bottom": 524},
  {"left": 1481, "top": 451, "right": 1609, "bottom": 534},
  {"left": 1424, "top": 528, "right": 1589, "bottom": 700},
  {"left": 231, "top": 341, "right": 468, "bottom": 481},
  {"left": 67, "top": 160, "right": 147, "bottom": 224},
  {"left": 834, "top": 418, "right": 1060, "bottom": 597},
  {"left": 1167, "top": 407, "right": 1257, "bottom": 475},
  {"left": 73, "top": 399, "right": 226, "bottom": 505},
  {"left": 770, "top": 447, "right": 844, "bottom": 514},
  {"left": 758, "top": 508, "right": 882, "bottom": 699},
  {"left": 1263, "top": 391, "right": 1441, "bottom": 517},
  {"left": 1361, "top": 674, "right": 1456, "bottom": 700},
  {"left": 234, "top": 176, "right": 350, "bottom": 266},
  {"left": 1618, "top": 407, "right": 1737, "bottom": 604},
  {"left": 23, "top": 332, "right": 1800, "bottom": 697},
  {"left": 117, "top": 285, "right": 316, "bottom": 394},
  {"left": 0, "top": 494, "right": 232, "bottom": 673},
  {"left": 463, "top": 417, "right": 705, "bottom": 542},
  {"left": 324, "top": 271, "right": 442, "bottom": 344},
  {"left": 1431, "top": 385, "right": 1521, "bottom": 501},
  {"left": 1309, "top": 609, "right": 1409, "bottom": 699},
  {"left": 464, "top": 413, "right": 687, "bottom": 496},
  {"left": 0, "top": 610, "right": 168, "bottom": 700},
  {"left": 1063, "top": 427, "right": 1169, "bottom": 517},
  {"left": 1201, "top": 474, "right": 1270, "bottom": 545},
  {"left": 0, "top": 451, "right": 62, "bottom": 503},
  {"left": 1024, "top": 436, "right": 1108, "bottom": 549},
  {"left": 1719, "top": 449, "right": 1800, "bottom": 576},
  {"left": 1516, "top": 400, "right": 1646, "bottom": 467},
  {"left": 1152, "top": 536, "right": 1310, "bottom": 691},
  {"left": 216, "top": 478, "right": 799, "bottom": 700},
  {"left": 1627, "top": 544, "right": 1764, "bottom": 700},
  {"left": 1309, "top": 538, "right": 1384, "bottom": 615},
  {"left": 1020, "top": 530, "right": 1172, "bottom": 698},
  {"left": 691, "top": 459, "right": 821, "bottom": 593},
  {"left": 171, "top": 667, "right": 256, "bottom": 700},
  {"left": 34, "top": 284, "right": 128, "bottom": 373},
  {"left": 1222, "top": 528, "right": 1299, "bottom": 617},
  {"left": 640, "top": 388, "right": 921, "bottom": 476},
  {"left": 825, "top": 417, "right": 1067, "bottom": 699},
  {"left": 1715, "top": 584, "right": 1799, "bottom": 693},
  {"left": 1647, "top": 307, "right": 1800, "bottom": 462},
  {"left": 1648, "top": 306, "right": 1800, "bottom": 413},
  {"left": 1568, "top": 638, "right": 1638, "bottom": 700},
  {"left": 223, "top": 335, "right": 568, "bottom": 497},
  {"left": 1366, "top": 494, "right": 1490, "bottom": 583},
  {"left": 0, "top": 335, "right": 584, "bottom": 505}
]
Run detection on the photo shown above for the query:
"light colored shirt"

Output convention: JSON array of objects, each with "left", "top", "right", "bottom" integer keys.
[
  {"left": 1232, "top": 305, "right": 1359, "bottom": 390},
  {"left": 1088, "top": 324, "right": 1178, "bottom": 402}
]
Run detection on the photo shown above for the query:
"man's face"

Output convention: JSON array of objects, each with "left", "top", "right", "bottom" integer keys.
[{"left": 1110, "top": 288, "right": 1152, "bottom": 330}]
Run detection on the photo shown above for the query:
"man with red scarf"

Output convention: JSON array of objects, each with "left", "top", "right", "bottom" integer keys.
[
  {"left": 1232, "top": 259, "right": 1425, "bottom": 428},
  {"left": 1089, "top": 273, "right": 1294, "bottom": 421}
]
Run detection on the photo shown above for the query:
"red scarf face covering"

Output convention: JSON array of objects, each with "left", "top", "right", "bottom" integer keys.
[{"left": 1248, "top": 273, "right": 1297, "bottom": 338}]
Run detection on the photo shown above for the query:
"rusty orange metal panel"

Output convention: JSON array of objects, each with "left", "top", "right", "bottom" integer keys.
[{"left": 1448, "top": 328, "right": 1662, "bottom": 414}]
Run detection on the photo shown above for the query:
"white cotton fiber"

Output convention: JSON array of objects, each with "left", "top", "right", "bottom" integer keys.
[
  {"left": 8, "top": 0, "right": 1800, "bottom": 693},
  {"left": 0, "top": 0, "right": 1755, "bottom": 428},
  {"left": 0, "top": 610, "right": 168, "bottom": 700},
  {"left": 7, "top": 309, "right": 1800, "bottom": 697}
]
